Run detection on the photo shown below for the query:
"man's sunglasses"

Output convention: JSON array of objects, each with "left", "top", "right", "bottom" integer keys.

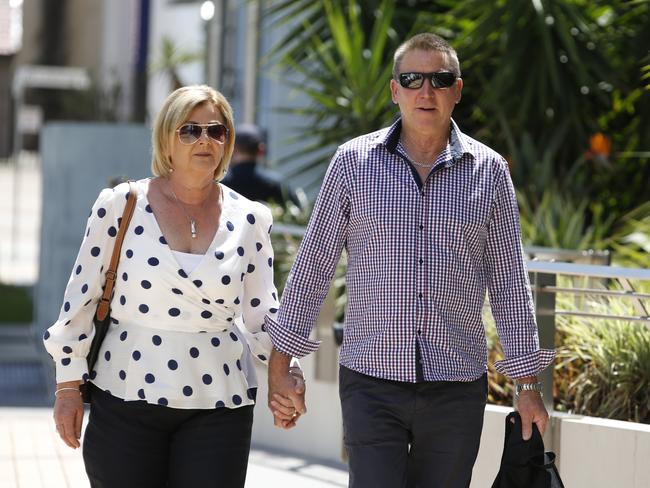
[
  {"left": 398, "top": 72, "right": 457, "bottom": 89},
  {"left": 176, "top": 123, "right": 229, "bottom": 145}
]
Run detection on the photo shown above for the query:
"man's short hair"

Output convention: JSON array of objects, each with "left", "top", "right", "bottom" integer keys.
[
  {"left": 235, "top": 124, "right": 266, "bottom": 154},
  {"left": 392, "top": 33, "right": 461, "bottom": 80}
]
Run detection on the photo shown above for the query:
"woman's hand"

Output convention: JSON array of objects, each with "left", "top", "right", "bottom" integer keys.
[
  {"left": 53, "top": 381, "right": 84, "bottom": 449},
  {"left": 268, "top": 350, "right": 307, "bottom": 429}
]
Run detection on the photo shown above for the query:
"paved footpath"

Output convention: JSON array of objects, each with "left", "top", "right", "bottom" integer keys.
[{"left": 0, "top": 407, "right": 348, "bottom": 488}]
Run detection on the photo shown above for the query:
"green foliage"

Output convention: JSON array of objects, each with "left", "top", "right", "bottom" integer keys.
[
  {"left": 0, "top": 284, "right": 33, "bottom": 323},
  {"left": 270, "top": 0, "right": 399, "bottom": 193},
  {"left": 485, "top": 282, "right": 650, "bottom": 424},
  {"left": 518, "top": 188, "right": 650, "bottom": 268},
  {"left": 555, "top": 293, "right": 650, "bottom": 424},
  {"left": 150, "top": 36, "right": 203, "bottom": 91}
]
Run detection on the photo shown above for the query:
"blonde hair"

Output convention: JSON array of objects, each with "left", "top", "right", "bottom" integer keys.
[
  {"left": 392, "top": 33, "right": 461, "bottom": 80},
  {"left": 151, "top": 85, "right": 235, "bottom": 180}
]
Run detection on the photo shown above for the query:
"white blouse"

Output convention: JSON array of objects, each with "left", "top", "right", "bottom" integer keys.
[{"left": 43, "top": 179, "right": 278, "bottom": 409}]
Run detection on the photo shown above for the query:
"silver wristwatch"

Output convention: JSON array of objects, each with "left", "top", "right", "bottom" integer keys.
[{"left": 515, "top": 381, "right": 543, "bottom": 396}]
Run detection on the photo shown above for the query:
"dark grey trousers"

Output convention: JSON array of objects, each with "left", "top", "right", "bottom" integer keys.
[
  {"left": 339, "top": 366, "right": 487, "bottom": 488},
  {"left": 83, "top": 383, "right": 254, "bottom": 488}
]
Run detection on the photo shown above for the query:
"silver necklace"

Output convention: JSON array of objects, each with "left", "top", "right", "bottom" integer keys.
[
  {"left": 400, "top": 143, "right": 436, "bottom": 168},
  {"left": 169, "top": 188, "right": 198, "bottom": 239},
  {"left": 408, "top": 157, "right": 436, "bottom": 168}
]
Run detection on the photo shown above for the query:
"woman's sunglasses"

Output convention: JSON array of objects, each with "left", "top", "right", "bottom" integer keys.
[
  {"left": 176, "top": 123, "right": 229, "bottom": 145},
  {"left": 398, "top": 72, "right": 457, "bottom": 89}
]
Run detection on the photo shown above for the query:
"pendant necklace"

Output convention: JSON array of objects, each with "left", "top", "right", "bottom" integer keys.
[
  {"left": 169, "top": 188, "right": 198, "bottom": 238},
  {"left": 168, "top": 183, "right": 219, "bottom": 239}
]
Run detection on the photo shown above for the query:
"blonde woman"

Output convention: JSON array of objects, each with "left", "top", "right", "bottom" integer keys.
[{"left": 44, "top": 85, "right": 305, "bottom": 487}]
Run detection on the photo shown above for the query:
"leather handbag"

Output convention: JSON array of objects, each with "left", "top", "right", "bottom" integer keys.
[
  {"left": 80, "top": 181, "right": 137, "bottom": 403},
  {"left": 491, "top": 411, "right": 565, "bottom": 488}
]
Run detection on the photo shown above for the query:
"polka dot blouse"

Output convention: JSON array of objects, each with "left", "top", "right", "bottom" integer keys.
[{"left": 43, "top": 179, "right": 278, "bottom": 409}]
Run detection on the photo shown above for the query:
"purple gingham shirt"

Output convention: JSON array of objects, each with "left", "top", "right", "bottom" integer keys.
[{"left": 266, "top": 118, "right": 555, "bottom": 382}]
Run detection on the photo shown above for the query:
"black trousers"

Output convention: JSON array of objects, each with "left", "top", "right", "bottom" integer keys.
[
  {"left": 83, "top": 384, "right": 254, "bottom": 488},
  {"left": 339, "top": 366, "right": 487, "bottom": 488}
]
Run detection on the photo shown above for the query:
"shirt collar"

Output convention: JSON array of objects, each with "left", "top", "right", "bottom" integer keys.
[{"left": 378, "top": 117, "right": 475, "bottom": 165}]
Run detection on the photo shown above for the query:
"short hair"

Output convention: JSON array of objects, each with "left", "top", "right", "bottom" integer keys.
[
  {"left": 235, "top": 123, "right": 266, "bottom": 155},
  {"left": 151, "top": 85, "right": 235, "bottom": 180},
  {"left": 392, "top": 33, "right": 461, "bottom": 80}
]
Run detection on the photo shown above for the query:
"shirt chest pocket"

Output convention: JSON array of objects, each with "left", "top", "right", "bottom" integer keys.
[{"left": 430, "top": 217, "right": 488, "bottom": 258}]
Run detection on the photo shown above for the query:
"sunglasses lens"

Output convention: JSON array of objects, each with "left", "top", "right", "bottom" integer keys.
[
  {"left": 206, "top": 124, "right": 227, "bottom": 143},
  {"left": 399, "top": 73, "right": 424, "bottom": 89},
  {"left": 432, "top": 72, "right": 456, "bottom": 88},
  {"left": 178, "top": 124, "right": 202, "bottom": 144}
]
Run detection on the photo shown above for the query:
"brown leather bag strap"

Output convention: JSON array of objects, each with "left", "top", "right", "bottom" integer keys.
[{"left": 96, "top": 181, "right": 137, "bottom": 321}]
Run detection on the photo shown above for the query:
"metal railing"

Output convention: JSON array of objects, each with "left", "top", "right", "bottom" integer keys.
[
  {"left": 525, "top": 259, "right": 650, "bottom": 410},
  {"left": 272, "top": 225, "right": 650, "bottom": 409}
]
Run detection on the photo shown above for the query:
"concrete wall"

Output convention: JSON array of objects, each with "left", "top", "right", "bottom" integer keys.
[
  {"left": 36, "top": 123, "right": 151, "bottom": 360},
  {"left": 251, "top": 363, "right": 650, "bottom": 487}
]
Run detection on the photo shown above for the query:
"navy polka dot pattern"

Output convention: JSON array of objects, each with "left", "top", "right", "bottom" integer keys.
[{"left": 43, "top": 181, "right": 279, "bottom": 409}]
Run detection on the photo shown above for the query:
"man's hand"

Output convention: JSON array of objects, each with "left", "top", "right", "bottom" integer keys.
[
  {"left": 53, "top": 381, "right": 84, "bottom": 449},
  {"left": 516, "top": 382, "right": 549, "bottom": 440},
  {"left": 268, "top": 349, "right": 306, "bottom": 429}
]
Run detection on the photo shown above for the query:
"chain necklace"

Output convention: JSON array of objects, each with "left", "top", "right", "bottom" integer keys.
[
  {"left": 408, "top": 157, "right": 437, "bottom": 168},
  {"left": 168, "top": 183, "right": 219, "bottom": 239},
  {"left": 399, "top": 141, "right": 436, "bottom": 168}
]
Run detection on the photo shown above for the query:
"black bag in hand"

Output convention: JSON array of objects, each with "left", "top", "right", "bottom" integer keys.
[{"left": 491, "top": 411, "right": 565, "bottom": 488}]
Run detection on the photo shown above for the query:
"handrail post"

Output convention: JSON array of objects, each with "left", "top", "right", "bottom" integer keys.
[{"left": 531, "top": 271, "right": 556, "bottom": 413}]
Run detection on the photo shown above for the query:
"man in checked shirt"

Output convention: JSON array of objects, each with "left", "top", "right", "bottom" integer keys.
[{"left": 265, "top": 33, "right": 555, "bottom": 487}]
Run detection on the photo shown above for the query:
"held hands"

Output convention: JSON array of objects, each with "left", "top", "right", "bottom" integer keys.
[
  {"left": 53, "top": 381, "right": 84, "bottom": 449},
  {"left": 268, "top": 349, "right": 307, "bottom": 429}
]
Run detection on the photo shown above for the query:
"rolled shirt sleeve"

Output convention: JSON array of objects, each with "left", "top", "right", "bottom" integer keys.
[
  {"left": 42, "top": 186, "right": 127, "bottom": 383},
  {"left": 485, "top": 161, "right": 555, "bottom": 379}
]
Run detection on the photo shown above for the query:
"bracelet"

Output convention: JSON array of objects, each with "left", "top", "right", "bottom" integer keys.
[{"left": 55, "top": 387, "right": 81, "bottom": 397}]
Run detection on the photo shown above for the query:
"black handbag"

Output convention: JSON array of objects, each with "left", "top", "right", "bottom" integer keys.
[
  {"left": 491, "top": 411, "right": 565, "bottom": 488},
  {"left": 80, "top": 182, "right": 137, "bottom": 403}
]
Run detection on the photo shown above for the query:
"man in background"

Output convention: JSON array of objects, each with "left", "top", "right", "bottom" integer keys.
[{"left": 222, "top": 123, "right": 301, "bottom": 207}]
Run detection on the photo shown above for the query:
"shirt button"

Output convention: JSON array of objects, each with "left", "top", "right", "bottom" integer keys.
[
  {"left": 417, "top": 329, "right": 422, "bottom": 335},
  {"left": 419, "top": 258, "right": 423, "bottom": 264},
  {"left": 418, "top": 293, "right": 423, "bottom": 299},
  {"left": 419, "top": 224, "right": 423, "bottom": 230}
]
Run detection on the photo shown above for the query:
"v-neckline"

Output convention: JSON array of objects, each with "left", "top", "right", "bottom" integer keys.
[{"left": 141, "top": 178, "right": 227, "bottom": 277}]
